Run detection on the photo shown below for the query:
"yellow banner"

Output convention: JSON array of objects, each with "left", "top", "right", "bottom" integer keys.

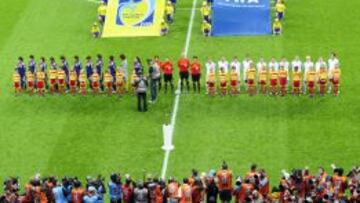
[{"left": 102, "top": 0, "right": 165, "bottom": 38}]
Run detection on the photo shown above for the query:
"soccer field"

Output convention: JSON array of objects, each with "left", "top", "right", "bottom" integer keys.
[{"left": 0, "top": 0, "right": 359, "bottom": 189}]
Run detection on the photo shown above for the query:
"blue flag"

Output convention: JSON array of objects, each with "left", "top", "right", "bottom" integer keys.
[{"left": 212, "top": 0, "right": 271, "bottom": 36}]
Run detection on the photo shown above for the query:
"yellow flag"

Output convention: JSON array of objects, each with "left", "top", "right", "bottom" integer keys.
[{"left": 102, "top": 0, "right": 165, "bottom": 38}]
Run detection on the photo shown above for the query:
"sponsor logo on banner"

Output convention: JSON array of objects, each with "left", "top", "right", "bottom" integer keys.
[
  {"left": 216, "top": 0, "right": 267, "bottom": 8},
  {"left": 117, "top": 0, "right": 156, "bottom": 26}
]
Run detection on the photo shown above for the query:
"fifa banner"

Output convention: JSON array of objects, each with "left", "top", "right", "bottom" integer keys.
[
  {"left": 212, "top": 0, "right": 271, "bottom": 36},
  {"left": 102, "top": 0, "right": 165, "bottom": 38}
]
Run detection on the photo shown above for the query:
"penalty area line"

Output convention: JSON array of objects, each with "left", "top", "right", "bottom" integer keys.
[{"left": 160, "top": 0, "right": 198, "bottom": 179}]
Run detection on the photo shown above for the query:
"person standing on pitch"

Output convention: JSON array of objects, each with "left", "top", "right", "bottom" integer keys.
[
  {"left": 60, "top": 55, "right": 70, "bottom": 90},
  {"left": 108, "top": 55, "right": 117, "bottom": 91},
  {"left": 190, "top": 56, "right": 201, "bottom": 93},
  {"left": 119, "top": 54, "right": 128, "bottom": 83},
  {"left": 161, "top": 58, "right": 174, "bottom": 94},
  {"left": 86, "top": 56, "right": 93, "bottom": 88},
  {"left": 16, "top": 57, "right": 26, "bottom": 89},
  {"left": 216, "top": 161, "right": 233, "bottom": 203},
  {"left": 134, "top": 181, "right": 148, "bottom": 203},
  {"left": 178, "top": 54, "right": 190, "bottom": 92},
  {"left": 134, "top": 71, "right": 148, "bottom": 112},
  {"left": 148, "top": 59, "right": 160, "bottom": 103},
  {"left": 96, "top": 54, "right": 104, "bottom": 91},
  {"left": 28, "top": 55, "right": 36, "bottom": 74}
]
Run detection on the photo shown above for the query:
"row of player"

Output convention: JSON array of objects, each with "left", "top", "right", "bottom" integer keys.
[
  {"left": 12, "top": 54, "right": 341, "bottom": 97},
  {"left": 1, "top": 163, "right": 359, "bottom": 203}
]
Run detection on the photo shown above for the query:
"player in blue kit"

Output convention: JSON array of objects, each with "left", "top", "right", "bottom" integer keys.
[
  {"left": 17, "top": 57, "right": 26, "bottom": 89},
  {"left": 28, "top": 55, "right": 36, "bottom": 74},
  {"left": 108, "top": 55, "right": 117, "bottom": 91},
  {"left": 86, "top": 56, "right": 93, "bottom": 88},
  {"left": 60, "top": 55, "right": 70, "bottom": 90},
  {"left": 96, "top": 54, "right": 104, "bottom": 91},
  {"left": 73, "top": 55, "right": 82, "bottom": 78}
]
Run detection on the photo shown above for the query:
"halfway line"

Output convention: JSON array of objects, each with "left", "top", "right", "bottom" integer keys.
[{"left": 160, "top": 0, "right": 198, "bottom": 179}]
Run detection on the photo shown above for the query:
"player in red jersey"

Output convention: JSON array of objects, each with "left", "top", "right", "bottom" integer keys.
[
  {"left": 72, "top": 180, "right": 85, "bottom": 203},
  {"left": 217, "top": 162, "right": 233, "bottom": 203},
  {"left": 190, "top": 56, "right": 201, "bottom": 93},
  {"left": 331, "top": 166, "right": 347, "bottom": 200},
  {"left": 166, "top": 177, "right": 179, "bottom": 203},
  {"left": 178, "top": 54, "right": 190, "bottom": 92},
  {"left": 161, "top": 58, "right": 174, "bottom": 93},
  {"left": 179, "top": 178, "right": 192, "bottom": 203},
  {"left": 122, "top": 175, "right": 134, "bottom": 203}
]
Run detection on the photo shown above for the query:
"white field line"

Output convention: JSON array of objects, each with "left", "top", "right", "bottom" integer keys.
[{"left": 160, "top": 0, "right": 198, "bottom": 179}]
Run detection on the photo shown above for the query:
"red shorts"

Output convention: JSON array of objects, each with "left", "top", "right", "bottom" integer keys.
[
  {"left": 50, "top": 79, "right": 57, "bottom": 85},
  {"left": 80, "top": 82, "right": 86, "bottom": 88},
  {"left": 106, "top": 82, "right": 112, "bottom": 89},
  {"left": 58, "top": 79, "right": 65, "bottom": 85},
  {"left": 37, "top": 81, "right": 45, "bottom": 89},
  {"left": 14, "top": 82, "right": 20, "bottom": 89},
  {"left": 293, "top": 81, "right": 300, "bottom": 88},
  {"left": 231, "top": 80, "right": 237, "bottom": 87},
  {"left": 220, "top": 81, "right": 227, "bottom": 88},
  {"left": 208, "top": 82, "right": 215, "bottom": 88},
  {"left": 28, "top": 81, "right": 34, "bottom": 88},
  {"left": 332, "top": 79, "right": 339, "bottom": 85},
  {"left": 308, "top": 81, "right": 315, "bottom": 88},
  {"left": 279, "top": 78, "right": 287, "bottom": 86},
  {"left": 270, "top": 79, "right": 278, "bottom": 86},
  {"left": 319, "top": 79, "right": 327, "bottom": 85},
  {"left": 70, "top": 80, "right": 76, "bottom": 87},
  {"left": 260, "top": 80, "right": 266, "bottom": 85},
  {"left": 92, "top": 81, "right": 99, "bottom": 88},
  {"left": 247, "top": 79, "right": 254, "bottom": 85}
]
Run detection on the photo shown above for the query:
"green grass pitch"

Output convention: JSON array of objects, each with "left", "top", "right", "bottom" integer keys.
[{"left": 0, "top": 0, "right": 359, "bottom": 189}]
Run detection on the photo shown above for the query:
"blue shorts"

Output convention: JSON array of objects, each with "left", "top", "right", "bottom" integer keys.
[
  {"left": 277, "top": 12, "right": 284, "bottom": 20},
  {"left": 204, "top": 15, "right": 211, "bottom": 23},
  {"left": 93, "top": 32, "right": 100, "bottom": 37},
  {"left": 274, "top": 28, "right": 281, "bottom": 34},
  {"left": 99, "top": 15, "right": 105, "bottom": 22}
]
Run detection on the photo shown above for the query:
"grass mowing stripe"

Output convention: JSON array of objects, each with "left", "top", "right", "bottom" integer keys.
[{"left": 160, "top": 0, "right": 198, "bottom": 179}]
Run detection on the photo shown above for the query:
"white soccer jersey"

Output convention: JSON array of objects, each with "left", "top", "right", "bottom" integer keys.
[
  {"left": 279, "top": 60, "right": 290, "bottom": 71},
  {"left": 230, "top": 60, "right": 241, "bottom": 80},
  {"left": 256, "top": 62, "right": 267, "bottom": 72},
  {"left": 315, "top": 61, "right": 327, "bottom": 72},
  {"left": 268, "top": 61, "right": 279, "bottom": 71},
  {"left": 205, "top": 61, "right": 216, "bottom": 75},
  {"left": 218, "top": 60, "right": 229, "bottom": 73},
  {"left": 328, "top": 58, "right": 340, "bottom": 77},
  {"left": 242, "top": 59, "right": 253, "bottom": 80},
  {"left": 304, "top": 61, "right": 314, "bottom": 77},
  {"left": 291, "top": 59, "right": 302, "bottom": 72}
]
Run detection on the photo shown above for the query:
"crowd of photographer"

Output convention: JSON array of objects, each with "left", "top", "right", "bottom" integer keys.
[{"left": 0, "top": 163, "right": 359, "bottom": 203}]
